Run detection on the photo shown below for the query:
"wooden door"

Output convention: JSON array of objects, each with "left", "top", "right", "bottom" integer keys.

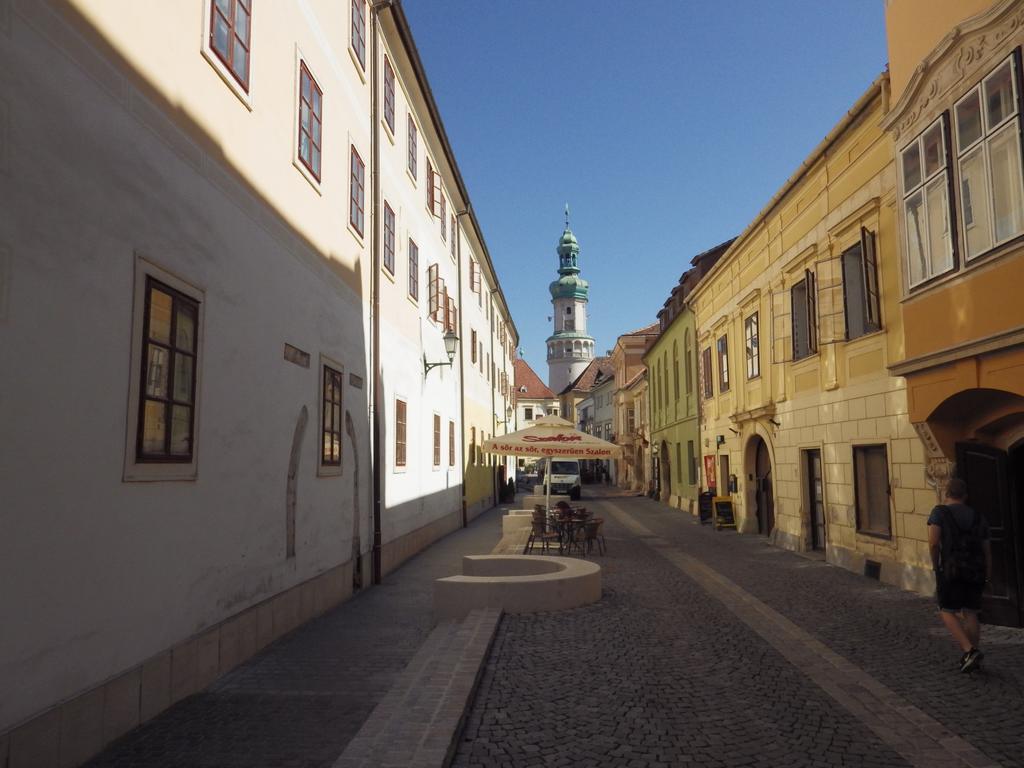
[
  {"left": 957, "top": 443, "right": 1022, "bottom": 627},
  {"left": 806, "top": 450, "right": 825, "bottom": 550},
  {"left": 755, "top": 438, "right": 774, "bottom": 535}
]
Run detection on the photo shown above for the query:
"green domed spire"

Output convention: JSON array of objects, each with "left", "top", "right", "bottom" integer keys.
[{"left": 550, "top": 204, "right": 588, "bottom": 299}]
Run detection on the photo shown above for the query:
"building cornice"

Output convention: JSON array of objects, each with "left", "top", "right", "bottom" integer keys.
[
  {"left": 880, "top": 0, "right": 1024, "bottom": 142},
  {"left": 889, "top": 324, "right": 1024, "bottom": 377}
]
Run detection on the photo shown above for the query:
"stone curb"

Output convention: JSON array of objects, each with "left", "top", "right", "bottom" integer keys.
[{"left": 332, "top": 607, "right": 502, "bottom": 768}]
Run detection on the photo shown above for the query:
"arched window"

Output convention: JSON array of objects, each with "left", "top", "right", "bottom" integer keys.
[
  {"left": 684, "top": 330, "right": 693, "bottom": 394},
  {"left": 672, "top": 342, "right": 680, "bottom": 400}
]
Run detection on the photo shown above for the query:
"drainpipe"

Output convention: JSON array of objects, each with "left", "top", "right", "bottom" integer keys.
[
  {"left": 456, "top": 209, "right": 470, "bottom": 527},
  {"left": 369, "top": 0, "right": 392, "bottom": 585}
]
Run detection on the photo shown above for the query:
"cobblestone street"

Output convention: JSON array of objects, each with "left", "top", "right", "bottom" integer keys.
[
  {"left": 453, "top": 491, "right": 1024, "bottom": 768},
  {"left": 81, "top": 490, "right": 1024, "bottom": 768}
]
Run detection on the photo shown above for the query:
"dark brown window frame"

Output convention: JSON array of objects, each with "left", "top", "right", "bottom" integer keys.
[
  {"left": 383, "top": 56, "right": 395, "bottom": 132},
  {"left": 853, "top": 444, "right": 892, "bottom": 538},
  {"left": 717, "top": 335, "right": 730, "bottom": 392},
  {"left": 137, "top": 277, "right": 199, "bottom": 463},
  {"left": 382, "top": 200, "right": 395, "bottom": 274},
  {"left": 350, "top": 0, "right": 366, "bottom": 71},
  {"left": 209, "top": 0, "right": 252, "bottom": 91},
  {"left": 395, "top": 398, "right": 407, "bottom": 467},
  {"left": 701, "top": 347, "right": 713, "bottom": 400},
  {"left": 408, "top": 239, "right": 419, "bottom": 300},
  {"left": 350, "top": 145, "right": 365, "bottom": 236},
  {"left": 322, "top": 365, "right": 343, "bottom": 466},
  {"left": 450, "top": 214, "right": 457, "bottom": 260},
  {"left": 298, "top": 62, "right": 322, "bottom": 181}
]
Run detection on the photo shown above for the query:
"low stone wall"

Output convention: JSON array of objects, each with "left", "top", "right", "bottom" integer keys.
[{"left": 434, "top": 555, "right": 601, "bottom": 622}]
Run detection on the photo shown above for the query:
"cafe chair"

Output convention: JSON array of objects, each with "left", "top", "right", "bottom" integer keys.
[
  {"left": 583, "top": 518, "right": 606, "bottom": 556},
  {"left": 524, "top": 517, "right": 561, "bottom": 555}
]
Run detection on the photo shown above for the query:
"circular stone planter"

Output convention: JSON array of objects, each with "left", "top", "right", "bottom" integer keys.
[{"left": 434, "top": 555, "right": 601, "bottom": 622}]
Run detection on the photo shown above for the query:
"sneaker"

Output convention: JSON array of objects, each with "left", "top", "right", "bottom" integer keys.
[{"left": 960, "top": 648, "right": 984, "bottom": 673}]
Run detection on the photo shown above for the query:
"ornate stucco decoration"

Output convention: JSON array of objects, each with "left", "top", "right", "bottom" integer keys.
[
  {"left": 914, "top": 422, "right": 955, "bottom": 501},
  {"left": 882, "top": 0, "right": 1024, "bottom": 142}
]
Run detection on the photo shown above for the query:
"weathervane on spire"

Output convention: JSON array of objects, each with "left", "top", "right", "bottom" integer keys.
[{"left": 564, "top": 203, "right": 570, "bottom": 229}]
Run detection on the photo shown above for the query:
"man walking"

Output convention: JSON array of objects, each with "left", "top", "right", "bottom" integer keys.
[{"left": 927, "top": 478, "right": 991, "bottom": 672}]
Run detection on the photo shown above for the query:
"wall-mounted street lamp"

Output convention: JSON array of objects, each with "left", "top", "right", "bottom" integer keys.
[
  {"left": 496, "top": 405, "right": 514, "bottom": 426},
  {"left": 424, "top": 329, "right": 459, "bottom": 376}
]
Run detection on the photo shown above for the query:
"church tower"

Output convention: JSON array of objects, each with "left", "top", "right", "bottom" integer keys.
[{"left": 546, "top": 207, "right": 595, "bottom": 393}]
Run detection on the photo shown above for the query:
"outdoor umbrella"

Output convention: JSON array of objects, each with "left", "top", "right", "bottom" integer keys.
[{"left": 482, "top": 415, "right": 622, "bottom": 512}]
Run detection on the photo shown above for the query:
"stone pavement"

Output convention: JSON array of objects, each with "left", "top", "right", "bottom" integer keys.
[
  {"left": 82, "top": 505, "right": 508, "bottom": 768},
  {"left": 80, "top": 489, "right": 1024, "bottom": 768},
  {"left": 453, "top": 491, "right": 1024, "bottom": 768}
]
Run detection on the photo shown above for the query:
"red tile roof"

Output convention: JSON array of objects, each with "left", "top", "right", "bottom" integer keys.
[
  {"left": 513, "top": 358, "right": 555, "bottom": 399},
  {"left": 622, "top": 321, "right": 661, "bottom": 337},
  {"left": 558, "top": 357, "right": 614, "bottom": 395}
]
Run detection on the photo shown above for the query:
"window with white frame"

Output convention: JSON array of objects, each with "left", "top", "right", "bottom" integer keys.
[
  {"left": 841, "top": 228, "right": 881, "bottom": 339},
  {"left": 450, "top": 215, "right": 457, "bottom": 260},
  {"left": 433, "top": 413, "right": 441, "bottom": 466},
  {"left": 955, "top": 55, "right": 1024, "bottom": 260},
  {"left": 395, "top": 399, "right": 407, "bottom": 467},
  {"left": 744, "top": 313, "right": 760, "bottom": 379},
  {"left": 901, "top": 117, "right": 954, "bottom": 287}
]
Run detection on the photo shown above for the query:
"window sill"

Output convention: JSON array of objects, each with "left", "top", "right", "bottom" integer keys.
[
  {"left": 318, "top": 463, "right": 343, "bottom": 478},
  {"left": 382, "top": 118, "right": 396, "bottom": 145},
  {"left": 348, "top": 220, "right": 366, "bottom": 247},
  {"left": 123, "top": 461, "right": 198, "bottom": 483},
  {"left": 407, "top": 167, "right": 417, "bottom": 187},
  {"left": 201, "top": 46, "right": 254, "bottom": 112},
  {"left": 382, "top": 264, "right": 396, "bottom": 282},
  {"left": 349, "top": 46, "right": 368, "bottom": 83},
  {"left": 293, "top": 157, "right": 323, "bottom": 196}
]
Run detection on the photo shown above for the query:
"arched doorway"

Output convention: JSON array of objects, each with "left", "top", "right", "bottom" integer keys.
[
  {"left": 660, "top": 440, "right": 671, "bottom": 502},
  {"left": 930, "top": 388, "right": 1024, "bottom": 626},
  {"left": 748, "top": 435, "right": 774, "bottom": 535}
]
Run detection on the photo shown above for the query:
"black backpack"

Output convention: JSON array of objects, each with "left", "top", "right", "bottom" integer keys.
[{"left": 937, "top": 505, "right": 986, "bottom": 585}]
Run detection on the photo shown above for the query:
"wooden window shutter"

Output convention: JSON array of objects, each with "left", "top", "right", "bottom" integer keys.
[
  {"left": 861, "top": 227, "right": 880, "bottom": 331},
  {"left": 431, "top": 168, "right": 442, "bottom": 218},
  {"left": 428, "top": 264, "right": 440, "bottom": 318},
  {"left": 806, "top": 269, "right": 818, "bottom": 354}
]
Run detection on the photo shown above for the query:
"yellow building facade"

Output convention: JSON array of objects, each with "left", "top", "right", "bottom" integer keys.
[
  {"left": 883, "top": 0, "right": 1024, "bottom": 626},
  {"left": 690, "top": 77, "right": 939, "bottom": 593}
]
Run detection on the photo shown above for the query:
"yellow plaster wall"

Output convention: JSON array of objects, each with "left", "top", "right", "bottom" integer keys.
[
  {"left": 886, "top": 0, "right": 996, "bottom": 103},
  {"left": 690, "top": 82, "right": 936, "bottom": 582}
]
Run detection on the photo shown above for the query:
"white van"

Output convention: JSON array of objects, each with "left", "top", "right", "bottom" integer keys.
[{"left": 544, "top": 459, "right": 582, "bottom": 500}]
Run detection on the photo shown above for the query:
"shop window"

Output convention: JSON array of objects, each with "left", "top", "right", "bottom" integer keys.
[{"left": 854, "top": 445, "right": 891, "bottom": 537}]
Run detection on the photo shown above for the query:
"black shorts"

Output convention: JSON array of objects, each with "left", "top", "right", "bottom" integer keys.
[{"left": 936, "top": 578, "right": 984, "bottom": 612}]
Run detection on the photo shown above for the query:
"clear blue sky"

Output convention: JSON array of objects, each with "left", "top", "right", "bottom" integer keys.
[{"left": 403, "top": 0, "right": 889, "bottom": 381}]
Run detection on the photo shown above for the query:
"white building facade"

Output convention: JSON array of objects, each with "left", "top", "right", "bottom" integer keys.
[{"left": 0, "top": 1, "right": 516, "bottom": 764}]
